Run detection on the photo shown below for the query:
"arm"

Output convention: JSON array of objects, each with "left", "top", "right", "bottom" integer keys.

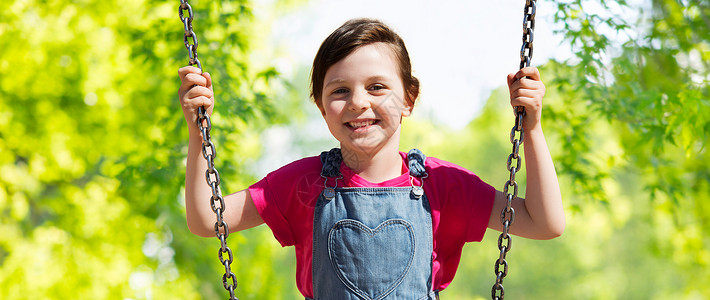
[
  {"left": 487, "top": 67, "right": 565, "bottom": 240},
  {"left": 178, "top": 66, "right": 265, "bottom": 237}
]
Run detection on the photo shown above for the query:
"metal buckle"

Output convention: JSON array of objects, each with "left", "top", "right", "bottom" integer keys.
[
  {"left": 321, "top": 175, "right": 342, "bottom": 200},
  {"left": 410, "top": 173, "right": 428, "bottom": 199}
]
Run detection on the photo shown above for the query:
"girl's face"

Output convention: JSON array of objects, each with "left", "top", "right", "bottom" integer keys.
[{"left": 320, "top": 43, "right": 413, "bottom": 157}]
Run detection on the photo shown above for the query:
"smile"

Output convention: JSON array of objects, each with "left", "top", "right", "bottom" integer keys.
[{"left": 345, "top": 119, "right": 379, "bottom": 129}]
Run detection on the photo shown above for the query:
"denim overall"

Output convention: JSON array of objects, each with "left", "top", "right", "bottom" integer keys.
[{"left": 308, "top": 148, "right": 438, "bottom": 300}]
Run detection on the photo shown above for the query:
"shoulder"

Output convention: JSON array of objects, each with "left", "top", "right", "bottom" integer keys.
[
  {"left": 282, "top": 155, "right": 322, "bottom": 170},
  {"left": 424, "top": 156, "right": 481, "bottom": 181},
  {"left": 250, "top": 155, "right": 324, "bottom": 223},
  {"left": 421, "top": 155, "right": 493, "bottom": 204},
  {"left": 249, "top": 155, "right": 323, "bottom": 247},
  {"left": 423, "top": 155, "right": 496, "bottom": 243},
  {"left": 265, "top": 155, "right": 322, "bottom": 180},
  {"left": 254, "top": 155, "right": 324, "bottom": 201}
]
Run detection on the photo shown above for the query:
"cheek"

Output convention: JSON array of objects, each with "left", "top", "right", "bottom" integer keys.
[
  {"left": 324, "top": 100, "right": 344, "bottom": 116},
  {"left": 321, "top": 102, "right": 344, "bottom": 127}
]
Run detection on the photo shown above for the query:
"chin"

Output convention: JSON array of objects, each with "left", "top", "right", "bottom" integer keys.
[{"left": 345, "top": 138, "right": 389, "bottom": 155}]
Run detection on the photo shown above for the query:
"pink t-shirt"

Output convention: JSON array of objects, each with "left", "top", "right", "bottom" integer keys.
[{"left": 249, "top": 151, "right": 496, "bottom": 297}]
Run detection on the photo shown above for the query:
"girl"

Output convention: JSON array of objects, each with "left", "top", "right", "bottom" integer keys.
[{"left": 178, "top": 18, "right": 564, "bottom": 299}]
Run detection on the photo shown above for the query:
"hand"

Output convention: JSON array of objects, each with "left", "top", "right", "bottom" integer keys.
[
  {"left": 506, "top": 67, "right": 546, "bottom": 132},
  {"left": 178, "top": 66, "right": 214, "bottom": 135}
]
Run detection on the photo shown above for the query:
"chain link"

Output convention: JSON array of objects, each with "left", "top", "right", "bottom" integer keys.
[
  {"left": 491, "top": 1, "right": 536, "bottom": 299},
  {"left": 180, "top": 0, "right": 202, "bottom": 72},
  {"left": 180, "top": 1, "right": 238, "bottom": 299}
]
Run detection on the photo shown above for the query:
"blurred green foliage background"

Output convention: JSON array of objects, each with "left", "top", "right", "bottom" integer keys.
[{"left": 0, "top": 0, "right": 708, "bottom": 299}]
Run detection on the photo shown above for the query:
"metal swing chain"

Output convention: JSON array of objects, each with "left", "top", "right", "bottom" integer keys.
[
  {"left": 491, "top": 1, "right": 536, "bottom": 300},
  {"left": 179, "top": 1, "right": 239, "bottom": 299}
]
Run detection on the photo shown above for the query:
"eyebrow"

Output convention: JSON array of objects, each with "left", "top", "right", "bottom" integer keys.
[
  {"left": 324, "top": 75, "right": 392, "bottom": 88},
  {"left": 324, "top": 78, "right": 346, "bottom": 88}
]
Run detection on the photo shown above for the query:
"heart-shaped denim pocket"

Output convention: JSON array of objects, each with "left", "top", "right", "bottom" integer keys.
[{"left": 328, "top": 219, "right": 415, "bottom": 300}]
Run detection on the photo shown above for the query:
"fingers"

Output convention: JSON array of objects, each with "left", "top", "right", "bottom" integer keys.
[
  {"left": 507, "top": 72, "right": 517, "bottom": 90},
  {"left": 178, "top": 67, "right": 215, "bottom": 135},
  {"left": 179, "top": 67, "right": 213, "bottom": 98},
  {"left": 178, "top": 66, "right": 210, "bottom": 88},
  {"left": 508, "top": 67, "right": 542, "bottom": 94},
  {"left": 203, "top": 71, "right": 213, "bottom": 90},
  {"left": 510, "top": 95, "right": 540, "bottom": 109},
  {"left": 508, "top": 67, "right": 545, "bottom": 110},
  {"left": 514, "top": 66, "right": 541, "bottom": 81},
  {"left": 180, "top": 73, "right": 207, "bottom": 91},
  {"left": 510, "top": 82, "right": 544, "bottom": 102},
  {"left": 507, "top": 67, "right": 545, "bottom": 130},
  {"left": 178, "top": 66, "right": 214, "bottom": 109},
  {"left": 508, "top": 67, "right": 544, "bottom": 92},
  {"left": 180, "top": 82, "right": 213, "bottom": 106},
  {"left": 178, "top": 66, "right": 202, "bottom": 80},
  {"left": 183, "top": 86, "right": 214, "bottom": 105}
]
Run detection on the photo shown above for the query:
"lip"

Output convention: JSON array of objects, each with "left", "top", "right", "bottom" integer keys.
[{"left": 344, "top": 119, "right": 380, "bottom": 131}]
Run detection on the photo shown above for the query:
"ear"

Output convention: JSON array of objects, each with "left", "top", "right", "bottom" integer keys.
[
  {"left": 401, "top": 97, "right": 414, "bottom": 117},
  {"left": 401, "top": 89, "right": 417, "bottom": 117},
  {"left": 316, "top": 99, "right": 327, "bottom": 117}
]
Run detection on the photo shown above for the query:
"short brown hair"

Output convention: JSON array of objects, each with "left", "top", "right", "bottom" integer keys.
[{"left": 310, "top": 18, "right": 420, "bottom": 109}]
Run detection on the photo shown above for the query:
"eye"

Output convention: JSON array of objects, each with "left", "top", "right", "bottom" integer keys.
[
  {"left": 368, "top": 84, "right": 386, "bottom": 91},
  {"left": 332, "top": 87, "right": 349, "bottom": 95}
]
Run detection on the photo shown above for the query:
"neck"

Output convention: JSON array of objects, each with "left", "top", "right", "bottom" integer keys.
[{"left": 340, "top": 139, "right": 403, "bottom": 183}]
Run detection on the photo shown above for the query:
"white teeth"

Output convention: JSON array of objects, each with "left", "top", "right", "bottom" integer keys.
[{"left": 348, "top": 120, "right": 375, "bottom": 128}]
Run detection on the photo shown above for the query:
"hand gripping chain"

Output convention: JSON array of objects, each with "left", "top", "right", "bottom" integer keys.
[
  {"left": 491, "top": 1, "right": 535, "bottom": 299},
  {"left": 179, "top": 1, "right": 238, "bottom": 299}
]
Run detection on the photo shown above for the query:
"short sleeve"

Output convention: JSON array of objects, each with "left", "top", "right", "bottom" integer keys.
[
  {"left": 249, "top": 177, "right": 296, "bottom": 246},
  {"left": 248, "top": 156, "right": 323, "bottom": 247},
  {"left": 423, "top": 156, "right": 497, "bottom": 292},
  {"left": 464, "top": 175, "right": 496, "bottom": 242},
  {"left": 425, "top": 157, "right": 496, "bottom": 243}
]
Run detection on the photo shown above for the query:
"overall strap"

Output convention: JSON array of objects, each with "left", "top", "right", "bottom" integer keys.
[
  {"left": 320, "top": 148, "right": 343, "bottom": 178},
  {"left": 407, "top": 149, "right": 428, "bottom": 178}
]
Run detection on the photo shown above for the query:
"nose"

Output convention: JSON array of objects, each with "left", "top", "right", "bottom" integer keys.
[{"left": 348, "top": 89, "right": 371, "bottom": 112}]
